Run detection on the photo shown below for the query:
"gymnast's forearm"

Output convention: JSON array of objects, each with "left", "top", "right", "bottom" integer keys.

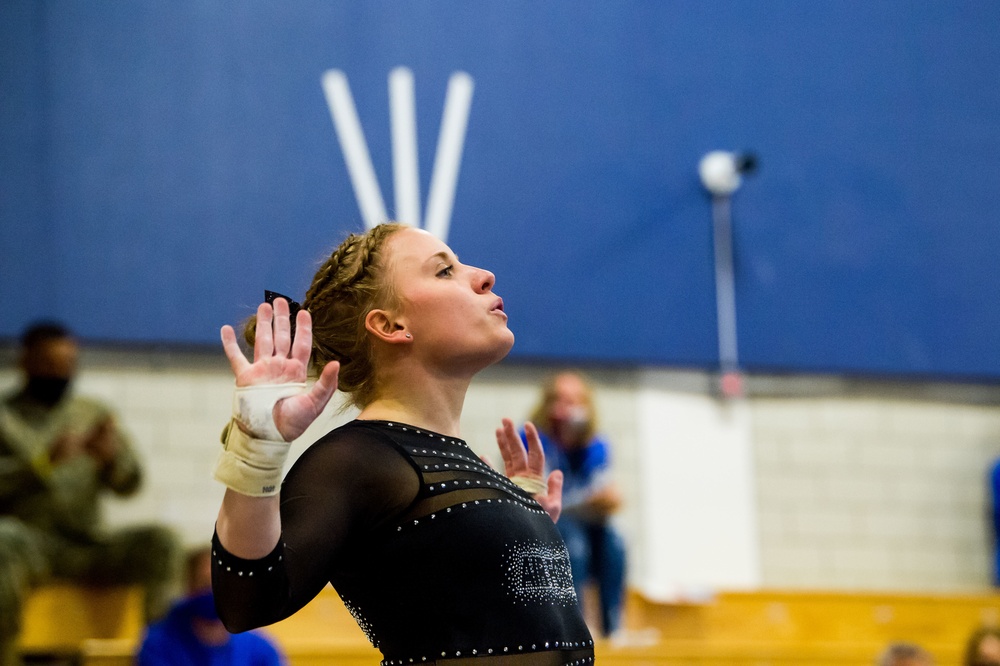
[{"left": 216, "top": 489, "right": 281, "bottom": 559}]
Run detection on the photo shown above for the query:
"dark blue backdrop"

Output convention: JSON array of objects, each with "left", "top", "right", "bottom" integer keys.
[{"left": 3, "top": 1, "right": 1000, "bottom": 378}]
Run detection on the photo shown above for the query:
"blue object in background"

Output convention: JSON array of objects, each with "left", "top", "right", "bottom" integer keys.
[{"left": 3, "top": 2, "right": 1000, "bottom": 379}]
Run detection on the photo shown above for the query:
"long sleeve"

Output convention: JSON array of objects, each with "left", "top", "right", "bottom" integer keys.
[
  {"left": 0, "top": 391, "right": 144, "bottom": 539},
  {"left": 212, "top": 425, "right": 419, "bottom": 632},
  {"left": 0, "top": 396, "right": 51, "bottom": 502},
  {"left": 0, "top": 439, "right": 46, "bottom": 503},
  {"left": 100, "top": 427, "right": 142, "bottom": 496}
]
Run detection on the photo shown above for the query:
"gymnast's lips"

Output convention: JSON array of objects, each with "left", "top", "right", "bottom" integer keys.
[{"left": 490, "top": 298, "right": 506, "bottom": 316}]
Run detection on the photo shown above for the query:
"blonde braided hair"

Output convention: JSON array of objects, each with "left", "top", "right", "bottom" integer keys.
[{"left": 244, "top": 222, "right": 407, "bottom": 410}]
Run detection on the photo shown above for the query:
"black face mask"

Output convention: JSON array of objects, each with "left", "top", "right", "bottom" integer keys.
[{"left": 25, "top": 376, "right": 71, "bottom": 407}]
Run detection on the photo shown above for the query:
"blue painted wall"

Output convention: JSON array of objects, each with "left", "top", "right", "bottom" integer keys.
[{"left": 3, "top": 2, "right": 1000, "bottom": 378}]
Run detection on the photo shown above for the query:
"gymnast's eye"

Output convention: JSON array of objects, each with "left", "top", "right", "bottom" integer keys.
[{"left": 437, "top": 265, "right": 454, "bottom": 278}]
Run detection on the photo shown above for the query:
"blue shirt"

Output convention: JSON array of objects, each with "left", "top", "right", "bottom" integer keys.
[
  {"left": 137, "top": 595, "right": 284, "bottom": 666},
  {"left": 524, "top": 429, "right": 614, "bottom": 515}
]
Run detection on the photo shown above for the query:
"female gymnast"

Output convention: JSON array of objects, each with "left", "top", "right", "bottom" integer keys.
[{"left": 211, "top": 223, "right": 595, "bottom": 665}]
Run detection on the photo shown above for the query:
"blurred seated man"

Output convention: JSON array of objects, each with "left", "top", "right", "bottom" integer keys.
[
  {"left": 877, "top": 641, "right": 933, "bottom": 666},
  {"left": 0, "top": 322, "right": 179, "bottom": 666},
  {"left": 138, "top": 546, "right": 284, "bottom": 666},
  {"left": 523, "top": 370, "right": 627, "bottom": 638},
  {"left": 965, "top": 627, "right": 1000, "bottom": 666}
]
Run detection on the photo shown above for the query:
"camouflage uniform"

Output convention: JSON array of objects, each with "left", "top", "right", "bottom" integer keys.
[{"left": 0, "top": 389, "right": 180, "bottom": 665}]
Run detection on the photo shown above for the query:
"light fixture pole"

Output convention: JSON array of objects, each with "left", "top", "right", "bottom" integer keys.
[{"left": 698, "top": 151, "right": 757, "bottom": 399}]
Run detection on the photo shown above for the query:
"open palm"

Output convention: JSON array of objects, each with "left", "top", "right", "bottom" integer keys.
[
  {"left": 496, "top": 418, "right": 564, "bottom": 522},
  {"left": 221, "top": 298, "right": 340, "bottom": 442}
]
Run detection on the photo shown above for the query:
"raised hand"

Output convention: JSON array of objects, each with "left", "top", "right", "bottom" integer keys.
[
  {"left": 49, "top": 432, "right": 86, "bottom": 465},
  {"left": 495, "top": 418, "right": 564, "bottom": 522},
  {"left": 82, "top": 416, "right": 119, "bottom": 466},
  {"left": 221, "top": 298, "right": 340, "bottom": 442}
]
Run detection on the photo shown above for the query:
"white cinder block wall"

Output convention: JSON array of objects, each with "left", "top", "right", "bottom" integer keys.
[
  {"left": 1, "top": 348, "right": 998, "bottom": 594},
  {"left": 753, "top": 395, "right": 1000, "bottom": 591}
]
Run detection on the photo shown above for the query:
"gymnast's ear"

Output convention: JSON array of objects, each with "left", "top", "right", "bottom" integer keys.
[{"left": 365, "top": 309, "right": 411, "bottom": 344}]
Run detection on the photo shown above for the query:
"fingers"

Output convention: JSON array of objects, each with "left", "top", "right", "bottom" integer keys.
[
  {"left": 502, "top": 418, "right": 521, "bottom": 450},
  {"left": 272, "top": 297, "right": 292, "bottom": 358},
  {"left": 308, "top": 361, "right": 340, "bottom": 409},
  {"left": 251, "top": 299, "right": 302, "bottom": 364},
  {"left": 524, "top": 421, "right": 545, "bottom": 475},
  {"left": 495, "top": 417, "right": 525, "bottom": 475},
  {"left": 290, "top": 309, "right": 313, "bottom": 365},
  {"left": 547, "top": 469, "right": 564, "bottom": 499},
  {"left": 545, "top": 470, "right": 564, "bottom": 523},
  {"left": 496, "top": 424, "right": 516, "bottom": 474},
  {"left": 254, "top": 302, "right": 274, "bottom": 362},
  {"left": 221, "top": 325, "right": 251, "bottom": 376}
]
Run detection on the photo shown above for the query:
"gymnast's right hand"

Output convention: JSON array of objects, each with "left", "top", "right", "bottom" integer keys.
[{"left": 221, "top": 297, "right": 340, "bottom": 442}]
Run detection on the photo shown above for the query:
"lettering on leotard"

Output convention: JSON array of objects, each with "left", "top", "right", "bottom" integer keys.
[{"left": 502, "top": 541, "right": 577, "bottom": 606}]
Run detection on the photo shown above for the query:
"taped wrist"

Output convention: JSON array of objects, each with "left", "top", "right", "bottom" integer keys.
[
  {"left": 212, "top": 382, "right": 306, "bottom": 497},
  {"left": 214, "top": 422, "right": 287, "bottom": 496},
  {"left": 232, "top": 383, "right": 306, "bottom": 441},
  {"left": 511, "top": 475, "right": 548, "bottom": 495}
]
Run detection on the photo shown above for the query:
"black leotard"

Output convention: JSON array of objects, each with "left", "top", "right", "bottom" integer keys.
[{"left": 212, "top": 420, "right": 595, "bottom": 665}]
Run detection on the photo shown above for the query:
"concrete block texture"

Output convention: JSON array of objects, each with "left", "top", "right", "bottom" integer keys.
[{"left": 2, "top": 354, "right": 999, "bottom": 591}]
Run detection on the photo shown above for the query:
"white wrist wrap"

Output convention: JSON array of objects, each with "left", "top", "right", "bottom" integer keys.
[
  {"left": 214, "top": 422, "right": 287, "bottom": 496},
  {"left": 232, "top": 383, "right": 306, "bottom": 440},
  {"left": 212, "top": 383, "right": 306, "bottom": 497},
  {"left": 511, "top": 475, "right": 548, "bottom": 495}
]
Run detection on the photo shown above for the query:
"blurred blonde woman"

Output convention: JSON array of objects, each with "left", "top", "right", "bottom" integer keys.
[{"left": 527, "top": 371, "right": 627, "bottom": 638}]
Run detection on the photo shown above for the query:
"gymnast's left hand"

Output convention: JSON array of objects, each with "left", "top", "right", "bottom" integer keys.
[
  {"left": 496, "top": 418, "right": 564, "bottom": 523},
  {"left": 221, "top": 297, "right": 340, "bottom": 442}
]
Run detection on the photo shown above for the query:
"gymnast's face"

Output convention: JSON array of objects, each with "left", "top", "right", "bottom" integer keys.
[{"left": 384, "top": 227, "right": 514, "bottom": 371}]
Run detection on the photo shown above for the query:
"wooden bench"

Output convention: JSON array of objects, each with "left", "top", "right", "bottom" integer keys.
[
  {"left": 18, "top": 583, "right": 144, "bottom": 661},
  {"left": 618, "top": 587, "right": 1000, "bottom": 665},
  {"left": 79, "top": 586, "right": 1000, "bottom": 665}
]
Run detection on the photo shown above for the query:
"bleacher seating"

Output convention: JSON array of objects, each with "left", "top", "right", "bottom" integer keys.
[
  {"left": 608, "top": 588, "right": 1000, "bottom": 665},
  {"left": 22, "top": 584, "right": 997, "bottom": 666},
  {"left": 18, "top": 583, "right": 143, "bottom": 662}
]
